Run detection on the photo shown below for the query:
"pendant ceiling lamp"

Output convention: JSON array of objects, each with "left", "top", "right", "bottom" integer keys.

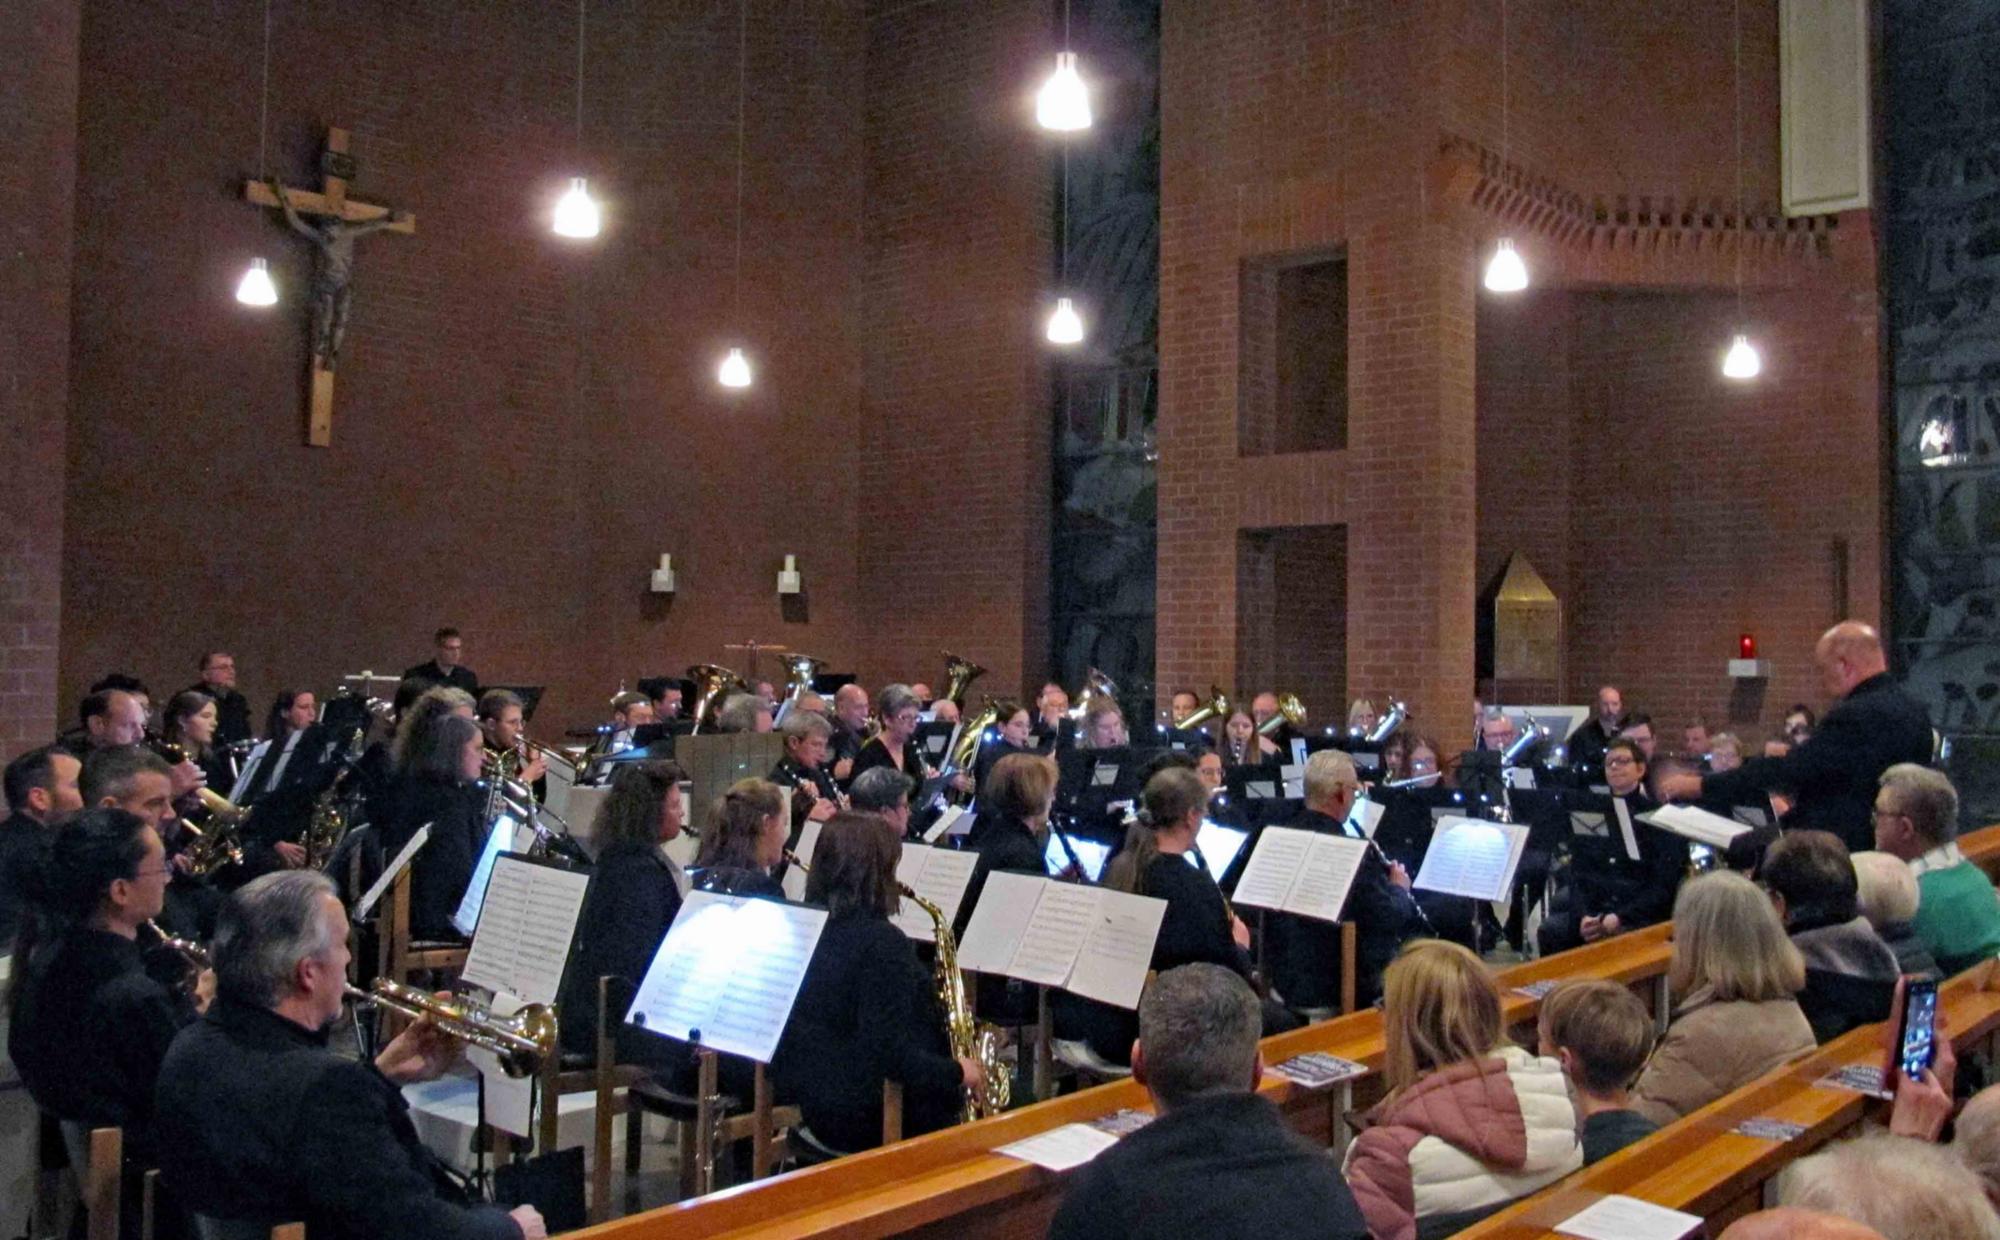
[
  {"left": 1482, "top": 0, "right": 1528, "bottom": 295},
  {"left": 235, "top": 0, "right": 277, "bottom": 307},
  {"left": 718, "top": 0, "right": 753, "bottom": 389},
  {"left": 553, "top": 1, "right": 600, "bottom": 239},
  {"left": 1721, "top": 0, "right": 1761, "bottom": 382},
  {"left": 1036, "top": 0, "right": 1091, "bottom": 131},
  {"left": 1045, "top": 147, "right": 1084, "bottom": 347}
]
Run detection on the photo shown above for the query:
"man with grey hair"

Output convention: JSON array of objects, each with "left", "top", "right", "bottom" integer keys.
[
  {"left": 1778, "top": 1132, "right": 2000, "bottom": 1240},
  {"left": 770, "top": 707, "right": 840, "bottom": 834},
  {"left": 1270, "top": 750, "right": 1421, "bottom": 1014},
  {"left": 155, "top": 871, "right": 544, "bottom": 1239},
  {"left": 848, "top": 766, "right": 913, "bottom": 838},
  {"left": 1047, "top": 964, "right": 1366, "bottom": 1240},
  {"left": 1874, "top": 763, "right": 2000, "bottom": 974},
  {"left": 715, "top": 691, "right": 773, "bottom": 735},
  {"left": 1661, "top": 620, "right": 1932, "bottom": 853}
]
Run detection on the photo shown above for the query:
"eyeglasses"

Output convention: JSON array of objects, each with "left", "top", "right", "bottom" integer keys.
[{"left": 1604, "top": 755, "right": 1637, "bottom": 768}]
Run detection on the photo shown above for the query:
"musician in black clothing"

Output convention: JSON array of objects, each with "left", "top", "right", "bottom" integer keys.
[
  {"left": 827, "top": 684, "right": 872, "bottom": 785},
  {"left": 774, "top": 813, "right": 982, "bottom": 1152},
  {"left": 155, "top": 871, "right": 542, "bottom": 1239},
  {"left": 1048, "top": 964, "right": 1368, "bottom": 1240},
  {"left": 1031, "top": 681, "right": 1077, "bottom": 752},
  {"left": 1271, "top": 750, "right": 1424, "bottom": 1013},
  {"left": 401, "top": 626, "right": 480, "bottom": 695},
  {"left": 559, "top": 761, "right": 689, "bottom": 1069},
  {"left": 8, "top": 808, "right": 204, "bottom": 1239},
  {"left": 973, "top": 701, "right": 1035, "bottom": 789},
  {"left": 159, "top": 690, "right": 237, "bottom": 804},
  {"left": 771, "top": 710, "right": 842, "bottom": 840},
  {"left": 83, "top": 746, "right": 219, "bottom": 941},
  {"left": 1537, "top": 738, "right": 1688, "bottom": 955},
  {"left": 1218, "top": 708, "right": 1277, "bottom": 768},
  {"left": 374, "top": 714, "right": 489, "bottom": 940},
  {"left": 1567, "top": 686, "right": 1624, "bottom": 775},
  {"left": 847, "top": 767, "right": 914, "bottom": 838},
  {"left": 1660, "top": 621, "right": 1933, "bottom": 854},
  {"left": 849, "top": 683, "right": 931, "bottom": 785},
  {"left": 183, "top": 651, "right": 254, "bottom": 748},
  {"left": 0, "top": 746, "right": 82, "bottom": 946},
  {"left": 961, "top": 752, "right": 1055, "bottom": 923},
  {"left": 690, "top": 778, "right": 787, "bottom": 898}
]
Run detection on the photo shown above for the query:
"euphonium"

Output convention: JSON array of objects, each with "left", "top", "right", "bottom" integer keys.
[
  {"left": 773, "top": 653, "right": 826, "bottom": 725},
  {"left": 940, "top": 652, "right": 986, "bottom": 709},
  {"left": 900, "top": 884, "right": 1010, "bottom": 1121},
  {"left": 1366, "top": 699, "right": 1409, "bottom": 745},
  {"left": 344, "top": 978, "right": 556, "bottom": 1078},
  {"left": 943, "top": 696, "right": 1000, "bottom": 780},
  {"left": 1176, "top": 685, "right": 1230, "bottom": 731},
  {"left": 178, "top": 818, "right": 244, "bottom": 877},
  {"left": 1065, "top": 668, "right": 1118, "bottom": 723},
  {"left": 686, "top": 664, "right": 748, "bottom": 734},
  {"left": 1256, "top": 692, "right": 1307, "bottom": 737}
]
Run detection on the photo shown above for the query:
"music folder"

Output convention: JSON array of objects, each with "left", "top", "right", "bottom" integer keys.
[
  {"left": 1229, "top": 827, "right": 1369, "bottom": 923},
  {"left": 625, "top": 891, "right": 828, "bottom": 1064},
  {"left": 1638, "top": 804, "right": 1753, "bottom": 850},
  {"left": 1412, "top": 817, "right": 1530, "bottom": 902},
  {"left": 461, "top": 853, "right": 592, "bottom": 1007},
  {"left": 955, "top": 872, "right": 1166, "bottom": 1009},
  {"left": 354, "top": 824, "right": 430, "bottom": 921},
  {"left": 1190, "top": 818, "right": 1249, "bottom": 883},
  {"left": 889, "top": 843, "right": 981, "bottom": 943}
]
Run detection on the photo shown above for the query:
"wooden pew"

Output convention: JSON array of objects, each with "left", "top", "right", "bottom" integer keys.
[
  {"left": 1454, "top": 959, "right": 2000, "bottom": 1239},
  {"left": 566, "top": 925, "right": 1675, "bottom": 1240}
]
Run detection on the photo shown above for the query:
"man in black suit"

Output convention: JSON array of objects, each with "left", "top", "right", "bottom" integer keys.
[
  {"left": 401, "top": 626, "right": 480, "bottom": 696},
  {"left": 0, "top": 745, "right": 83, "bottom": 944},
  {"left": 1270, "top": 750, "right": 1423, "bottom": 1013},
  {"left": 1047, "top": 963, "right": 1368, "bottom": 1240},
  {"left": 183, "top": 651, "right": 254, "bottom": 747},
  {"left": 1567, "top": 685, "right": 1624, "bottom": 773},
  {"left": 155, "top": 870, "right": 543, "bottom": 1240},
  {"left": 1661, "top": 621, "right": 1932, "bottom": 854}
]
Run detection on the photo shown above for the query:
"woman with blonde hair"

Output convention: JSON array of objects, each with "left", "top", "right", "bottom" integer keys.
[
  {"left": 1631, "top": 871, "right": 1815, "bottom": 1124},
  {"left": 1344, "top": 940, "right": 1581, "bottom": 1238},
  {"left": 691, "top": 777, "right": 787, "bottom": 898}
]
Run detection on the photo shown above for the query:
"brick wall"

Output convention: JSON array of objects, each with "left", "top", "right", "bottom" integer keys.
[
  {"left": 856, "top": 0, "right": 1049, "bottom": 702},
  {"left": 58, "top": 0, "right": 868, "bottom": 732},
  {"left": 0, "top": 0, "right": 79, "bottom": 758}
]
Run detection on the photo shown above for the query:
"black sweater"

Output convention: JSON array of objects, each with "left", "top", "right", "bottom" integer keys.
[
  {"left": 559, "top": 841, "right": 684, "bottom": 1066},
  {"left": 375, "top": 774, "right": 489, "bottom": 940}
]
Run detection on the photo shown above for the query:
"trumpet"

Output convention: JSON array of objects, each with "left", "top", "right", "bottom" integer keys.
[
  {"left": 344, "top": 978, "right": 556, "bottom": 1078},
  {"left": 145, "top": 919, "right": 210, "bottom": 996}
]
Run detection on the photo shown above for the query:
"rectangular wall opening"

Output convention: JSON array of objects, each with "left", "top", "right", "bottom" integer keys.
[
  {"left": 1240, "top": 251, "right": 1349, "bottom": 456},
  {"left": 1236, "top": 524, "right": 1347, "bottom": 720}
]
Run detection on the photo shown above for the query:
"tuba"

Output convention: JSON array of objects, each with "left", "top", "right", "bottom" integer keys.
[
  {"left": 1065, "top": 668, "right": 1119, "bottom": 723},
  {"left": 772, "top": 653, "right": 826, "bottom": 726},
  {"left": 686, "top": 664, "right": 748, "bottom": 734},
  {"left": 1366, "top": 699, "right": 1409, "bottom": 745},
  {"left": 944, "top": 696, "right": 1001, "bottom": 781},
  {"left": 1175, "top": 685, "right": 1230, "bottom": 731},
  {"left": 1256, "top": 692, "right": 1307, "bottom": 737},
  {"left": 940, "top": 652, "right": 986, "bottom": 709},
  {"left": 902, "top": 885, "right": 1011, "bottom": 1120},
  {"left": 344, "top": 979, "right": 556, "bottom": 1078}
]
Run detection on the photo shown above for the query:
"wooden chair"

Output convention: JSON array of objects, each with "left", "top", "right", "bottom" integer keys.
[
  {"left": 81, "top": 1126, "right": 118, "bottom": 1240},
  {"left": 370, "top": 866, "right": 468, "bottom": 1039}
]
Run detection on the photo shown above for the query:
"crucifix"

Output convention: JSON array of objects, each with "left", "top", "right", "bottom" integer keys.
[
  {"left": 243, "top": 127, "right": 416, "bottom": 446},
  {"left": 724, "top": 640, "right": 790, "bottom": 683}
]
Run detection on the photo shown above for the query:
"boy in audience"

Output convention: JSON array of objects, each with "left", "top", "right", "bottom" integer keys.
[
  {"left": 1536, "top": 979, "right": 1659, "bottom": 1164},
  {"left": 1045, "top": 963, "right": 1367, "bottom": 1240}
]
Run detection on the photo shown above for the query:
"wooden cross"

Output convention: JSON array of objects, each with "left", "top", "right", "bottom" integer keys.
[
  {"left": 243, "top": 127, "right": 416, "bottom": 446},
  {"left": 724, "top": 640, "right": 790, "bottom": 682}
]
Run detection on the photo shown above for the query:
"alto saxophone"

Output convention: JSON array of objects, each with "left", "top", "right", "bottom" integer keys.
[{"left": 900, "top": 884, "right": 1011, "bottom": 1121}]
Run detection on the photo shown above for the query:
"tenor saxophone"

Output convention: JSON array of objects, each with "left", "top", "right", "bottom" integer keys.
[{"left": 900, "top": 884, "right": 1011, "bottom": 1121}]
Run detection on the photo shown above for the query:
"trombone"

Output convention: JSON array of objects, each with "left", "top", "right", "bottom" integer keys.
[
  {"left": 344, "top": 978, "right": 556, "bottom": 1078},
  {"left": 520, "top": 735, "right": 587, "bottom": 781}
]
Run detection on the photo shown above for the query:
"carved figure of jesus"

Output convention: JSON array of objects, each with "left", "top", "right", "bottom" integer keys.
[{"left": 268, "top": 177, "right": 412, "bottom": 371}]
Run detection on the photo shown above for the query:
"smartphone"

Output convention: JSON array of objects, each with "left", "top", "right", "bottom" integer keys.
[{"left": 1896, "top": 977, "right": 1940, "bottom": 1084}]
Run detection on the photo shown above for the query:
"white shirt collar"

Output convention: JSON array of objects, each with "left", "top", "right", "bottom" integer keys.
[{"left": 1910, "top": 842, "right": 1965, "bottom": 878}]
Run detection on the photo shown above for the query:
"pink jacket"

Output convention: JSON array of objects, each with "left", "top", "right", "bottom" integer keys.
[{"left": 1342, "top": 1046, "right": 1582, "bottom": 1240}]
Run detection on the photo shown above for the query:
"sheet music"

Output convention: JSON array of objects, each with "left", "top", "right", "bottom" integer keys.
[
  {"left": 1193, "top": 819, "right": 1249, "bottom": 881},
  {"left": 451, "top": 817, "right": 534, "bottom": 939},
  {"left": 956, "top": 871, "right": 1046, "bottom": 975},
  {"left": 1280, "top": 763, "right": 1305, "bottom": 800},
  {"left": 923, "top": 804, "right": 974, "bottom": 843},
  {"left": 461, "top": 855, "right": 592, "bottom": 1006},
  {"left": 1063, "top": 889, "right": 1166, "bottom": 1009},
  {"left": 1345, "top": 796, "right": 1387, "bottom": 839},
  {"left": 1412, "top": 817, "right": 1530, "bottom": 902},
  {"left": 1007, "top": 881, "right": 1100, "bottom": 986},
  {"left": 1231, "top": 827, "right": 1315, "bottom": 912},
  {"left": 1640, "top": 804, "right": 1751, "bottom": 849},
  {"left": 624, "top": 891, "right": 827, "bottom": 1063},
  {"left": 781, "top": 818, "right": 824, "bottom": 902},
  {"left": 470, "top": 989, "right": 536, "bottom": 1138},
  {"left": 355, "top": 825, "right": 430, "bottom": 920},
  {"left": 1611, "top": 797, "right": 1642, "bottom": 861},
  {"left": 1287, "top": 835, "right": 1369, "bottom": 923},
  {"left": 891, "top": 846, "right": 980, "bottom": 943}
]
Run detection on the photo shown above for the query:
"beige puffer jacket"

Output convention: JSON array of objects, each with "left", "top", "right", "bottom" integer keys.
[{"left": 1631, "top": 987, "right": 1816, "bottom": 1125}]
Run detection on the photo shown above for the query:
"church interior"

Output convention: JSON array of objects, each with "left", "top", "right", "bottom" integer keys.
[{"left": 4, "top": 0, "right": 2000, "bottom": 1238}]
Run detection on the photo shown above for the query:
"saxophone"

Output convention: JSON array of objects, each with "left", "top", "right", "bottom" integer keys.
[
  {"left": 302, "top": 765, "right": 355, "bottom": 871},
  {"left": 901, "top": 884, "right": 1011, "bottom": 1121}
]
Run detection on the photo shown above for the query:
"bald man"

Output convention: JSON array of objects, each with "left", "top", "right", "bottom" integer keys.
[
  {"left": 1660, "top": 621, "right": 1932, "bottom": 853},
  {"left": 828, "top": 683, "right": 871, "bottom": 786}
]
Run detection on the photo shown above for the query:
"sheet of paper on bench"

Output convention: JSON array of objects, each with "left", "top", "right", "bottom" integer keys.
[
  {"left": 1413, "top": 817, "right": 1530, "bottom": 902},
  {"left": 780, "top": 818, "right": 825, "bottom": 902},
  {"left": 1230, "top": 827, "right": 1368, "bottom": 923},
  {"left": 995, "top": 1123, "right": 1120, "bottom": 1172},
  {"left": 1555, "top": 1194, "right": 1701, "bottom": 1240},
  {"left": 1640, "top": 804, "right": 1754, "bottom": 849},
  {"left": 625, "top": 891, "right": 827, "bottom": 1063},
  {"left": 956, "top": 872, "right": 1166, "bottom": 1009},
  {"left": 461, "top": 854, "right": 592, "bottom": 1006},
  {"left": 890, "top": 843, "right": 980, "bottom": 942}
]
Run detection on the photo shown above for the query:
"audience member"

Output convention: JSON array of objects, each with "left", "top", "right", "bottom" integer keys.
[
  {"left": 1048, "top": 963, "right": 1368, "bottom": 1240},
  {"left": 1343, "top": 941, "right": 1580, "bottom": 1238},
  {"left": 1536, "top": 979, "right": 1659, "bottom": 1165},
  {"left": 1873, "top": 763, "right": 2000, "bottom": 976},
  {"left": 1954, "top": 1085, "right": 2000, "bottom": 1211},
  {"left": 1778, "top": 1133, "right": 2000, "bottom": 1240},
  {"left": 1717, "top": 1209, "right": 1887, "bottom": 1240},
  {"left": 1851, "top": 850, "right": 1940, "bottom": 979},
  {"left": 1761, "top": 830, "right": 1900, "bottom": 1041},
  {"left": 1632, "top": 872, "right": 1814, "bottom": 1124}
]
